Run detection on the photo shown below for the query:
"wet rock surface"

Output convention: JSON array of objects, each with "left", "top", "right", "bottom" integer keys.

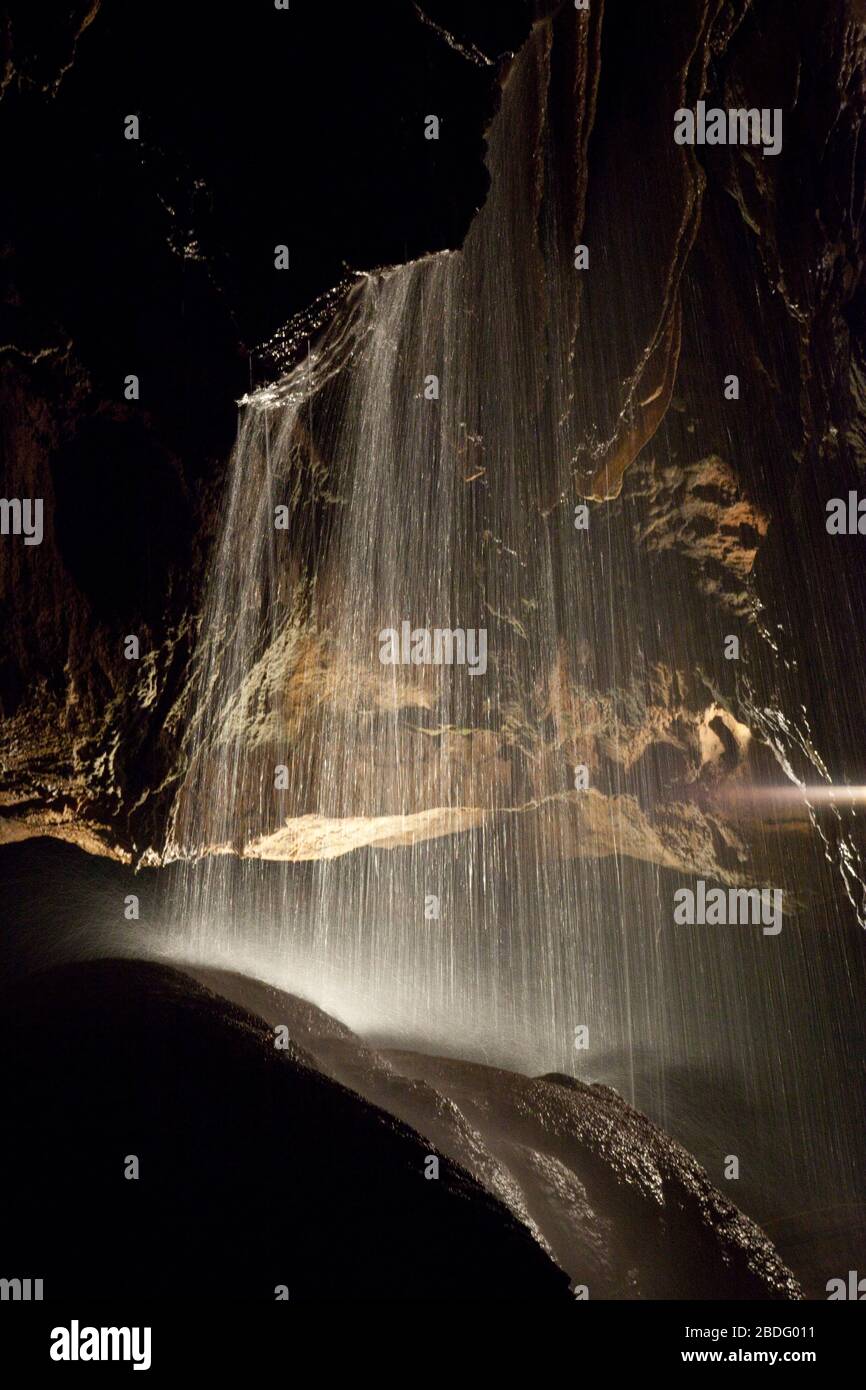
[
  {"left": 189, "top": 964, "right": 802, "bottom": 1300},
  {"left": 0, "top": 955, "right": 802, "bottom": 1300},
  {"left": 0, "top": 957, "right": 569, "bottom": 1300}
]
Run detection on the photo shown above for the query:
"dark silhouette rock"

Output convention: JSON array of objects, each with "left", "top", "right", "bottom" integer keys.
[{"left": 0, "top": 958, "right": 569, "bottom": 1300}]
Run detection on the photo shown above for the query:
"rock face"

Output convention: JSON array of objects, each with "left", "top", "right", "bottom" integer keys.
[
  {"left": 188, "top": 966, "right": 801, "bottom": 1300},
  {"left": 0, "top": 956, "right": 802, "bottom": 1300},
  {"left": 0, "top": 958, "right": 569, "bottom": 1300},
  {"left": 626, "top": 455, "right": 770, "bottom": 618},
  {"left": 2, "top": 0, "right": 866, "bottom": 896}
]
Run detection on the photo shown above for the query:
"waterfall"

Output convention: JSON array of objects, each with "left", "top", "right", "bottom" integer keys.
[
  {"left": 163, "top": 5, "right": 864, "bottom": 1257},
  {"left": 167, "top": 15, "right": 611, "bottom": 1056}
]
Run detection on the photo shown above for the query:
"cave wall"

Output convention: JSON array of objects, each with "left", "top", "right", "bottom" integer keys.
[
  {"left": 0, "top": 0, "right": 530, "bottom": 858},
  {"left": 2, "top": 0, "right": 865, "bottom": 872}
]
